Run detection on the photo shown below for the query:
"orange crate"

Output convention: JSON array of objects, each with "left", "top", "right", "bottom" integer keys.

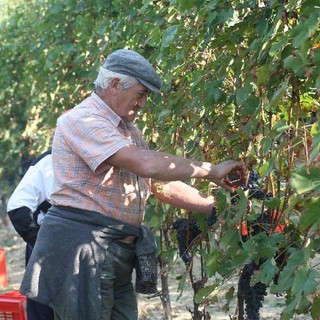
[
  {"left": 0, "top": 290, "right": 26, "bottom": 320},
  {"left": 0, "top": 249, "right": 8, "bottom": 288}
]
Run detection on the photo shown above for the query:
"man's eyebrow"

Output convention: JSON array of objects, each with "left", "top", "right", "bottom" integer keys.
[{"left": 139, "top": 88, "right": 150, "bottom": 94}]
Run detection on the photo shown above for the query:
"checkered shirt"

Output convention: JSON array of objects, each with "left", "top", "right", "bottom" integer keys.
[{"left": 50, "top": 92, "right": 151, "bottom": 224}]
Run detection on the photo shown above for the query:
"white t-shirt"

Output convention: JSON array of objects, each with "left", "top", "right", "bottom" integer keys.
[{"left": 7, "top": 154, "right": 53, "bottom": 225}]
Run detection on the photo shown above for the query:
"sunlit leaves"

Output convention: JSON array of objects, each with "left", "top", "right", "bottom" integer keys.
[{"left": 1, "top": 0, "right": 319, "bottom": 317}]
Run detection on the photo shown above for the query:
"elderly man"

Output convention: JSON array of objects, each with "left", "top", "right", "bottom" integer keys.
[{"left": 20, "top": 49, "right": 246, "bottom": 320}]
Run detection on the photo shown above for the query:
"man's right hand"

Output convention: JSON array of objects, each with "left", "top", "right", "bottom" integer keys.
[{"left": 210, "top": 160, "right": 248, "bottom": 192}]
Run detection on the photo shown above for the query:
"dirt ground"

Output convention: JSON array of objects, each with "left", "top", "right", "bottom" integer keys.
[{"left": 0, "top": 217, "right": 317, "bottom": 320}]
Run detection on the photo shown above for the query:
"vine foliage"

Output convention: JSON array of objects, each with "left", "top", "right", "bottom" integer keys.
[{"left": 0, "top": 0, "right": 319, "bottom": 319}]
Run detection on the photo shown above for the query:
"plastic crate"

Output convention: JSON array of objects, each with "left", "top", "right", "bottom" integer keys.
[
  {"left": 0, "top": 249, "right": 8, "bottom": 288},
  {"left": 0, "top": 290, "right": 26, "bottom": 320}
]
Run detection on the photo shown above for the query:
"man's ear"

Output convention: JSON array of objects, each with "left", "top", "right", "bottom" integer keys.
[{"left": 109, "top": 78, "right": 121, "bottom": 94}]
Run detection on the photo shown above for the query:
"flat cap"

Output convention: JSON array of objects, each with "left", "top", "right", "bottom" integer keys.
[{"left": 103, "top": 49, "right": 161, "bottom": 93}]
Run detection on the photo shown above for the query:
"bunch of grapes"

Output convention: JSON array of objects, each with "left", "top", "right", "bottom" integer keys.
[
  {"left": 248, "top": 188, "right": 267, "bottom": 200},
  {"left": 206, "top": 207, "right": 217, "bottom": 226},
  {"left": 238, "top": 262, "right": 267, "bottom": 320},
  {"left": 230, "top": 169, "right": 272, "bottom": 202},
  {"left": 172, "top": 217, "right": 201, "bottom": 263},
  {"left": 173, "top": 208, "right": 217, "bottom": 264},
  {"left": 229, "top": 170, "right": 274, "bottom": 241}
]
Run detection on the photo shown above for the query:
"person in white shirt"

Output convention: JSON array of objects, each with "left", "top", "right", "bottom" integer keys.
[{"left": 7, "top": 150, "right": 54, "bottom": 320}]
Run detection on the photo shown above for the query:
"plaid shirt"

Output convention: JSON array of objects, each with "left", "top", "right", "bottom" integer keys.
[{"left": 50, "top": 92, "right": 151, "bottom": 225}]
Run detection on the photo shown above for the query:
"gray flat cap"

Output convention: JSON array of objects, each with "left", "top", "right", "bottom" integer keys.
[{"left": 102, "top": 49, "right": 161, "bottom": 93}]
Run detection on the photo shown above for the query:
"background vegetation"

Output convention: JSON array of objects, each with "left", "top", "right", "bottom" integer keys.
[{"left": 0, "top": 0, "right": 319, "bottom": 319}]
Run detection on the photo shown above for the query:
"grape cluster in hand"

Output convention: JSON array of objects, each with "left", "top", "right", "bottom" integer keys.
[{"left": 238, "top": 262, "right": 267, "bottom": 320}]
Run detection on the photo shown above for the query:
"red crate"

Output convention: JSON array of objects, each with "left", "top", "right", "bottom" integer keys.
[
  {"left": 0, "top": 290, "right": 26, "bottom": 320},
  {"left": 0, "top": 249, "right": 8, "bottom": 288}
]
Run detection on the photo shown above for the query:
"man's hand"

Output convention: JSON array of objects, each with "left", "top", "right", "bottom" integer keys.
[{"left": 211, "top": 160, "right": 248, "bottom": 192}]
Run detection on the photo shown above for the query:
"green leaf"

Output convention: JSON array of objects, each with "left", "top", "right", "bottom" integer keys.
[
  {"left": 260, "top": 137, "right": 272, "bottom": 156},
  {"left": 225, "top": 286, "right": 235, "bottom": 302},
  {"left": 283, "top": 54, "right": 306, "bottom": 76},
  {"left": 269, "top": 35, "right": 287, "bottom": 58},
  {"left": 204, "top": 250, "right": 220, "bottom": 277},
  {"left": 292, "top": 26, "right": 310, "bottom": 49},
  {"left": 259, "top": 158, "right": 276, "bottom": 177},
  {"left": 291, "top": 167, "right": 320, "bottom": 194},
  {"left": 259, "top": 258, "right": 279, "bottom": 285},
  {"left": 292, "top": 13, "right": 320, "bottom": 48},
  {"left": 236, "top": 81, "right": 253, "bottom": 105},
  {"left": 232, "top": 249, "right": 254, "bottom": 268},
  {"left": 218, "top": 8, "right": 234, "bottom": 24},
  {"left": 256, "top": 64, "right": 270, "bottom": 85},
  {"left": 161, "top": 25, "right": 178, "bottom": 48},
  {"left": 236, "top": 187, "right": 248, "bottom": 217},
  {"left": 309, "top": 131, "right": 320, "bottom": 164},
  {"left": 252, "top": 232, "right": 283, "bottom": 261},
  {"left": 186, "top": 139, "right": 196, "bottom": 153},
  {"left": 219, "top": 229, "right": 240, "bottom": 252},
  {"left": 265, "top": 197, "right": 281, "bottom": 209},
  {"left": 194, "top": 283, "right": 219, "bottom": 304},
  {"left": 216, "top": 190, "right": 229, "bottom": 213},
  {"left": 292, "top": 267, "right": 318, "bottom": 296},
  {"left": 242, "top": 96, "right": 260, "bottom": 117},
  {"left": 285, "top": 194, "right": 303, "bottom": 214},
  {"left": 144, "top": 204, "right": 165, "bottom": 229},
  {"left": 280, "top": 267, "right": 318, "bottom": 317},
  {"left": 311, "top": 295, "right": 320, "bottom": 319},
  {"left": 311, "top": 123, "right": 320, "bottom": 136},
  {"left": 271, "top": 249, "right": 306, "bottom": 293},
  {"left": 300, "top": 197, "right": 320, "bottom": 229},
  {"left": 271, "top": 119, "right": 290, "bottom": 138},
  {"left": 269, "top": 78, "right": 290, "bottom": 108},
  {"left": 316, "top": 74, "right": 320, "bottom": 89},
  {"left": 313, "top": 45, "right": 320, "bottom": 66}
]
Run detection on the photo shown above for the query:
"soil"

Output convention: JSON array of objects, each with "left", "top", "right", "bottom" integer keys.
[{"left": 0, "top": 218, "right": 317, "bottom": 320}]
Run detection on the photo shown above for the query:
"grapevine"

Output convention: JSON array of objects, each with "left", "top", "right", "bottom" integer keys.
[{"left": 235, "top": 170, "right": 285, "bottom": 320}]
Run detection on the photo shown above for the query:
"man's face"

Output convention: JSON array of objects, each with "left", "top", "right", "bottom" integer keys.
[{"left": 114, "top": 82, "right": 150, "bottom": 123}]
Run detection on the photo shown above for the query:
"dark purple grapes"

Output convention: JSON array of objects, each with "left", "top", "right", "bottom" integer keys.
[
  {"left": 172, "top": 217, "right": 201, "bottom": 263},
  {"left": 173, "top": 208, "right": 217, "bottom": 264},
  {"left": 206, "top": 206, "right": 217, "bottom": 226},
  {"left": 238, "top": 262, "right": 267, "bottom": 320}
]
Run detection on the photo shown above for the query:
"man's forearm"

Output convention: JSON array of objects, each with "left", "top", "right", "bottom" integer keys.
[
  {"left": 152, "top": 180, "right": 215, "bottom": 214},
  {"left": 108, "top": 145, "right": 245, "bottom": 185}
]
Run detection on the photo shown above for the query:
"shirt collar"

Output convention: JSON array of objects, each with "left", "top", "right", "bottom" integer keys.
[{"left": 90, "top": 92, "right": 125, "bottom": 128}]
